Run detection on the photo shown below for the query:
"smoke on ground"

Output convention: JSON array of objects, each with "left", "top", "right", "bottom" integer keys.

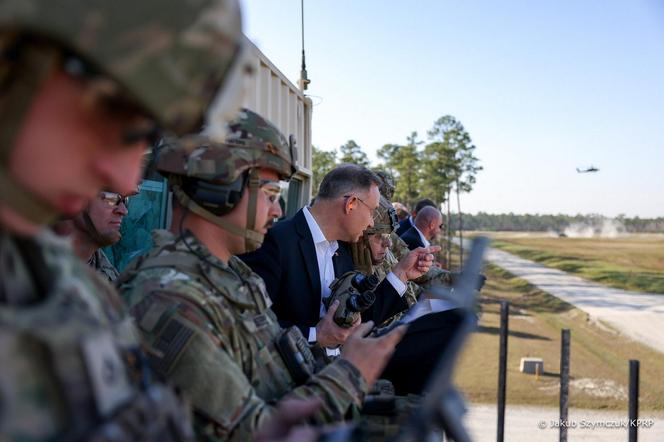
[{"left": 563, "top": 218, "right": 628, "bottom": 238}]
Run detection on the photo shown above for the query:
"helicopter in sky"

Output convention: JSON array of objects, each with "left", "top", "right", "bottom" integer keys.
[{"left": 576, "top": 165, "right": 599, "bottom": 173}]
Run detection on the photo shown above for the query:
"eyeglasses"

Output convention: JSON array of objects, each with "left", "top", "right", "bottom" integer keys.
[
  {"left": 343, "top": 194, "right": 377, "bottom": 219},
  {"left": 259, "top": 180, "right": 282, "bottom": 204},
  {"left": 99, "top": 191, "right": 129, "bottom": 207}
]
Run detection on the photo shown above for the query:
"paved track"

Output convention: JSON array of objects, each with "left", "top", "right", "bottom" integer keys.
[{"left": 482, "top": 245, "right": 664, "bottom": 353}]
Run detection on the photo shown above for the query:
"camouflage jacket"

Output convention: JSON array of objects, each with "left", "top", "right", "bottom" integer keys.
[
  {"left": 118, "top": 230, "right": 368, "bottom": 441},
  {"left": 416, "top": 266, "right": 456, "bottom": 291},
  {"left": 0, "top": 229, "right": 191, "bottom": 441},
  {"left": 395, "top": 233, "right": 456, "bottom": 289},
  {"left": 88, "top": 248, "right": 120, "bottom": 282},
  {"left": 373, "top": 249, "right": 420, "bottom": 327},
  {"left": 390, "top": 232, "right": 410, "bottom": 261}
]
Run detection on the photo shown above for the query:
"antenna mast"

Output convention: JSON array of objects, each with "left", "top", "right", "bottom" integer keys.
[{"left": 298, "top": 0, "right": 311, "bottom": 91}]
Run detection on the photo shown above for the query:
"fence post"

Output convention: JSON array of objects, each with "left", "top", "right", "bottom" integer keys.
[
  {"left": 629, "top": 359, "right": 639, "bottom": 442},
  {"left": 559, "top": 329, "right": 570, "bottom": 442},
  {"left": 497, "top": 301, "right": 509, "bottom": 442}
]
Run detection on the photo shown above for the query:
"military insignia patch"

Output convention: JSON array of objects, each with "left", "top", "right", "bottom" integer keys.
[{"left": 150, "top": 319, "right": 194, "bottom": 376}]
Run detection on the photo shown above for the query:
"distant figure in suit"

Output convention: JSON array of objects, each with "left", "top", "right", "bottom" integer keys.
[
  {"left": 395, "top": 198, "right": 436, "bottom": 236},
  {"left": 401, "top": 206, "right": 443, "bottom": 251}
]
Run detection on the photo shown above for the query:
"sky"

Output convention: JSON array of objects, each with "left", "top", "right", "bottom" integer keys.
[{"left": 240, "top": 0, "right": 664, "bottom": 217}]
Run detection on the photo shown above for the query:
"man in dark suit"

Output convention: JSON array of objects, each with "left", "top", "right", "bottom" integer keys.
[
  {"left": 395, "top": 198, "right": 436, "bottom": 236},
  {"left": 401, "top": 206, "right": 443, "bottom": 251},
  {"left": 240, "top": 164, "right": 438, "bottom": 350}
]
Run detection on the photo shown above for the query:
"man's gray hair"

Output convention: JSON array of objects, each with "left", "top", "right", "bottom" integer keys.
[{"left": 317, "top": 163, "right": 381, "bottom": 200}]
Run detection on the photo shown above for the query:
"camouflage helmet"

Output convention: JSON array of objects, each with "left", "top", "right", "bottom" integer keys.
[
  {"left": 353, "top": 194, "right": 398, "bottom": 275},
  {"left": 156, "top": 108, "right": 297, "bottom": 183},
  {"left": 364, "top": 195, "right": 399, "bottom": 235},
  {"left": 374, "top": 170, "right": 396, "bottom": 201},
  {"left": 157, "top": 108, "right": 297, "bottom": 253},
  {"left": 0, "top": 0, "right": 248, "bottom": 136},
  {"left": 0, "top": 0, "right": 248, "bottom": 225}
]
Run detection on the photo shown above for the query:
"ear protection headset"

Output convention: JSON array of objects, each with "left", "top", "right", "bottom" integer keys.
[{"left": 180, "top": 172, "right": 248, "bottom": 216}]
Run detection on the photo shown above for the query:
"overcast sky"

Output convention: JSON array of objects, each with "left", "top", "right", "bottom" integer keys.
[{"left": 241, "top": 0, "right": 664, "bottom": 217}]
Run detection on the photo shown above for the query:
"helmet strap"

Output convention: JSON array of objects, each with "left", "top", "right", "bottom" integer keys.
[
  {"left": 245, "top": 168, "right": 262, "bottom": 252},
  {"left": 0, "top": 171, "right": 59, "bottom": 225}
]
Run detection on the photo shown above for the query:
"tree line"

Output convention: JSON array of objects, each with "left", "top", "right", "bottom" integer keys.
[
  {"left": 455, "top": 212, "right": 664, "bottom": 233},
  {"left": 312, "top": 115, "right": 482, "bottom": 266},
  {"left": 312, "top": 114, "right": 482, "bottom": 211}
]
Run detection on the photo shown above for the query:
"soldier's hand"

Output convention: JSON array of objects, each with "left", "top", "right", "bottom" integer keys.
[
  {"left": 393, "top": 246, "right": 442, "bottom": 282},
  {"left": 316, "top": 300, "right": 361, "bottom": 348},
  {"left": 340, "top": 321, "right": 408, "bottom": 388},
  {"left": 254, "top": 398, "right": 321, "bottom": 442}
]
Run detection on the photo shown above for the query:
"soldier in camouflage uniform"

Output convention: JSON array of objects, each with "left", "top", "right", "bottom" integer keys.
[
  {"left": 370, "top": 174, "right": 457, "bottom": 290},
  {"left": 89, "top": 246, "right": 121, "bottom": 281},
  {"left": 53, "top": 190, "right": 134, "bottom": 282},
  {"left": 350, "top": 193, "right": 421, "bottom": 325},
  {"left": 118, "top": 109, "right": 407, "bottom": 441},
  {"left": 347, "top": 175, "right": 473, "bottom": 397},
  {"left": 0, "top": 0, "right": 250, "bottom": 439},
  {"left": 352, "top": 172, "right": 423, "bottom": 308}
]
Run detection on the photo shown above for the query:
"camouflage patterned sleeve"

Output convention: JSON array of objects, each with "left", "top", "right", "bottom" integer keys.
[
  {"left": 122, "top": 273, "right": 366, "bottom": 441},
  {"left": 390, "top": 233, "right": 411, "bottom": 261},
  {"left": 169, "top": 320, "right": 367, "bottom": 441},
  {"left": 285, "top": 358, "right": 367, "bottom": 422}
]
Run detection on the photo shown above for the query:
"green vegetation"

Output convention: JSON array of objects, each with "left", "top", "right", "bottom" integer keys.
[
  {"left": 377, "top": 132, "right": 421, "bottom": 205},
  {"left": 310, "top": 114, "right": 481, "bottom": 208},
  {"left": 490, "top": 236, "right": 664, "bottom": 294},
  {"left": 457, "top": 212, "right": 664, "bottom": 233},
  {"left": 338, "top": 140, "right": 369, "bottom": 168},
  {"left": 312, "top": 146, "right": 337, "bottom": 193},
  {"left": 453, "top": 264, "right": 664, "bottom": 410}
]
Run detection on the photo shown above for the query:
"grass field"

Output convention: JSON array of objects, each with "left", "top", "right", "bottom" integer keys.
[
  {"left": 483, "top": 233, "right": 664, "bottom": 294},
  {"left": 452, "top": 262, "right": 664, "bottom": 411}
]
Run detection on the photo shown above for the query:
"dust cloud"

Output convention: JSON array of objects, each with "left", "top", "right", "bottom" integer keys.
[{"left": 563, "top": 219, "right": 628, "bottom": 238}]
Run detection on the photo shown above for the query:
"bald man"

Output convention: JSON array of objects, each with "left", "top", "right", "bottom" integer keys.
[{"left": 400, "top": 206, "right": 443, "bottom": 250}]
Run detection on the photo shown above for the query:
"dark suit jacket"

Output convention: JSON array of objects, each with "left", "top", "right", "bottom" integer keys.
[
  {"left": 395, "top": 217, "right": 414, "bottom": 237},
  {"left": 400, "top": 226, "right": 425, "bottom": 250},
  {"left": 239, "top": 209, "right": 408, "bottom": 337},
  {"left": 241, "top": 209, "right": 468, "bottom": 396}
]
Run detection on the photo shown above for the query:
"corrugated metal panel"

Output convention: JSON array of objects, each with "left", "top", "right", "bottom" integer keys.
[{"left": 242, "top": 38, "right": 312, "bottom": 181}]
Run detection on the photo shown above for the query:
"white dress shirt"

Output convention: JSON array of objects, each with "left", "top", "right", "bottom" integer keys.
[
  {"left": 413, "top": 226, "right": 430, "bottom": 248},
  {"left": 302, "top": 206, "right": 407, "bottom": 347},
  {"left": 302, "top": 206, "right": 338, "bottom": 343}
]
